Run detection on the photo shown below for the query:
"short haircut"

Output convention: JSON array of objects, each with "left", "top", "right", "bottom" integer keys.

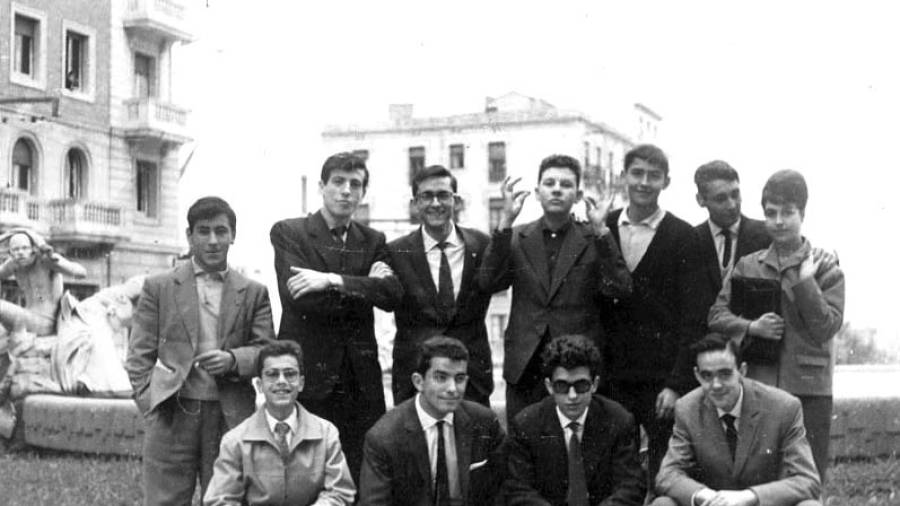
[
  {"left": 256, "top": 340, "right": 304, "bottom": 377},
  {"left": 187, "top": 196, "right": 236, "bottom": 233},
  {"left": 411, "top": 165, "right": 457, "bottom": 196},
  {"left": 321, "top": 152, "right": 370, "bottom": 190},
  {"left": 541, "top": 334, "right": 602, "bottom": 379},
  {"left": 761, "top": 169, "right": 808, "bottom": 212},
  {"left": 414, "top": 336, "right": 469, "bottom": 376},
  {"left": 538, "top": 154, "right": 581, "bottom": 187},
  {"left": 624, "top": 144, "right": 669, "bottom": 175},
  {"left": 691, "top": 332, "right": 742, "bottom": 365},
  {"left": 694, "top": 160, "right": 739, "bottom": 195}
]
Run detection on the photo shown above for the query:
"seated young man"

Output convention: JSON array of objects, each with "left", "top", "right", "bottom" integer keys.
[
  {"left": 204, "top": 341, "right": 355, "bottom": 506},
  {"left": 708, "top": 169, "right": 844, "bottom": 481},
  {"left": 504, "top": 334, "right": 645, "bottom": 506},
  {"left": 652, "top": 334, "right": 821, "bottom": 506},
  {"left": 358, "top": 336, "right": 505, "bottom": 506}
]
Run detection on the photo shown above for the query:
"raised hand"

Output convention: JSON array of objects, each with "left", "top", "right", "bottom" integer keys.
[
  {"left": 584, "top": 193, "right": 614, "bottom": 236},
  {"left": 498, "top": 176, "right": 530, "bottom": 230}
]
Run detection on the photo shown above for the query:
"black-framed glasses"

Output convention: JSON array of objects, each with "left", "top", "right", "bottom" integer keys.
[
  {"left": 550, "top": 379, "right": 593, "bottom": 394},
  {"left": 262, "top": 368, "right": 301, "bottom": 383},
  {"left": 415, "top": 191, "right": 455, "bottom": 204}
]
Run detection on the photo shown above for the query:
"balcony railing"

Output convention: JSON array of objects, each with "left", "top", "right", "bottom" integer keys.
[
  {"left": 0, "top": 189, "right": 45, "bottom": 231},
  {"left": 123, "top": 98, "right": 190, "bottom": 143},
  {"left": 123, "top": 0, "right": 192, "bottom": 42},
  {"left": 45, "top": 200, "right": 126, "bottom": 245}
]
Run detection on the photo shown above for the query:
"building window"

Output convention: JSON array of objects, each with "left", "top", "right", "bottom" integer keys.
[
  {"left": 66, "top": 148, "right": 87, "bottom": 199},
  {"left": 488, "top": 142, "right": 506, "bottom": 182},
  {"left": 596, "top": 147, "right": 603, "bottom": 167},
  {"left": 489, "top": 197, "right": 504, "bottom": 231},
  {"left": 608, "top": 152, "right": 615, "bottom": 171},
  {"left": 449, "top": 144, "right": 465, "bottom": 169},
  {"left": 64, "top": 31, "right": 88, "bottom": 91},
  {"left": 408, "top": 146, "right": 425, "bottom": 184},
  {"left": 351, "top": 149, "right": 369, "bottom": 162},
  {"left": 12, "top": 139, "right": 36, "bottom": 194},
  {"left": 133, "top": 52, "right": 156, "bottom": 98},
  {"left": 136, "top": 160, "right": 158, "bottom": 218},
  {"left": 13, "top": 14, "right": 37, "bottom": 77}
]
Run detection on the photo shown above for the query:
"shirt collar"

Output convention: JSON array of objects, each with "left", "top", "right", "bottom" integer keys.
[
  {"left": 191, "top": 258, "right": 229, "bottom": 279},
  {"left": 708, "top": 217, "right": 741, "bottom": 237},
  {"left": 555, "top": 405, "right": 589, "bottom": 430},
  {"left": 414, "top": 393, "right": 455, "bottom": 430},
  {"left": 540, "top": 217, "right": 573, "bottom": 235},
  {"left": 264, "top": 404, "right": 299, "bottom": 437},
  {"left": 619, "top": 206, "right": 665, "bottom": 229},
  {"left": 715, "top": 383, "right": 744, "bottom": 420},
  {"left": 422, "top": 222, "right": 459, "bottom": 252}
]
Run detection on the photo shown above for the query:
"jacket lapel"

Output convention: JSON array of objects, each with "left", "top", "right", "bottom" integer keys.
[
  {"left": 548, "top": 225, "right": 589, "bottom": 299},
  {"left": 454, "top": 405, "right": 473, "bottom": 499},
  {"left": 581, "top": 399, "right": 606, "bottom": 479},
  {"left": 174, "top": 263, "right": 200, "bottom": 350},
  {"left": 519, "top": 221, "right": 550, "bottom": 296},
  {"left": 308, "top": 211, "right": 343, "bottom": 273},
  {"left": 403, "top": 403, "right": 433, "bottom": 499},
  {"left": 410, "top": 230, "right": 439, "bottom": 301},
  {"left": 457, "top": 227, "right": 480, "bottom": 308},
  {"left": 218, "top": 271, "right": 248, "bottom": 347},
  {"left": 344, "top": 221, "right": 370, "bottom": 274},
  {"left": 701, "top": 396, "right": 734, "bottom": 475},
  {"left": 733, "top": 381, "right": 762, "bottom": 477},
  {"left": 698, "top": 222, "right": 723, "bottom": 287}
]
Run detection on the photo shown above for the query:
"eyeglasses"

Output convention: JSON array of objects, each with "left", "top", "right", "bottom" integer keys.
[
  {"left": 550, "top": 379, "right": 593, "bottom": 395},
  {"left": 696, "top": 368, "right": 736, "bottom": 382},
  {"left": 415, "top": 191, "right": 455, "bottom": 204},
  {"left": 261, "top": 368, "right": 301, "bottom": 382}
]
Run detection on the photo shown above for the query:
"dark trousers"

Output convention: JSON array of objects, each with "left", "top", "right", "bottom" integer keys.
[
  {"left": 798, "top": 395, "right": 832, "bottom": 483},
  {"left": 303, "top": 357, "right": 386, "bottom": 485},
  {"left": 142, "top": 398, "right": 225, "bottom": 506},
  {"left": 608, "top": 380, "right": 672, "bottom": 492},
  {"left": 505, "top": 337, "right": 552, "bottom": 424}
]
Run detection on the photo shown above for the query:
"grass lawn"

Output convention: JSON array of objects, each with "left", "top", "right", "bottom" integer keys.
[{"left": 0, "top": 440, "right": 897, "bottom": 505}]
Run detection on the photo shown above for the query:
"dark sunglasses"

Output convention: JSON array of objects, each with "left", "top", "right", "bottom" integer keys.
[{"left": 551, "top": 379, "right": 593, "bottom": 394}]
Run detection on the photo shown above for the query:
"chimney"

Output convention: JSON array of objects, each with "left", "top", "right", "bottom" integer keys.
[{"left": 389, "top": 104, "right": 414, "bottom": 124}]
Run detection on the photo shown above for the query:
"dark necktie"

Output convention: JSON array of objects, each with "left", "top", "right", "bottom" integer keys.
[
  {"left": 721, "top": 414, "right": 738, "bottom": 460},
  {"left": 274, "top": 421, "right": 291, "bottom": 461},
  {"left": 436, "top": 242, "right": 455, "bottom": 318},
  {"left": 566, "top": 421, "right": 588, "bottom": 506},
  {"left": 434, "top": 420, "right": 451, "bottom": 506},
  {"left": 721, "top": 228, "right": 733, "bottom": 269},
  {"left": 332, "top": 225, "right": 347, "bottom": 248}
]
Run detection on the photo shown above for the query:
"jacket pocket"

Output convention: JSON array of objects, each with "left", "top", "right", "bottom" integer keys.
[{"left": 796, "top": 354, "right": 829, "bottom": 367}]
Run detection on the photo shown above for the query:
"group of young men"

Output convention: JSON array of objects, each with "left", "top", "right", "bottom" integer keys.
[{"left": 121, "top": 143, "right": 843, "bottom": 505}]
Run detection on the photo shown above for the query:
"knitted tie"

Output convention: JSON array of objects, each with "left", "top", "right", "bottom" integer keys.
[
  {"left": 274, "top": 421, "right": 291, "bottom": 461},
  {"left": 721, "top": 414, "right": 738, "bottom": 460},
  {"left": 567, "top": 421, "right": 588, "bottom": 506},
  {"left": 436, "top": 242, "right": 455, "bottom": 319},
  {"left": 721, "top": 228, "right": 733, "bottom": 269},
  {"left": 434, "top": 420, "right": 451, "bottom": 506}
]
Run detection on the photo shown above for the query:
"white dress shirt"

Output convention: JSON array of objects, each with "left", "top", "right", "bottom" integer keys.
[
  {"left": 707, "top": 218, "right": 741, "bottom": 276},
  {"left": 264, "top": 405, "right": 300, "bottom": 447},
  {"left": 556, "top": 405, "right": 590, "bottom": 447},
  {"left": 618, "top": 207, "right": 666, "bottom": 272},
  {"left": 415, "top": 393, "right": 461, "bottom": 498},
  {"left": 422, "top": 223, "right": 465, "bottom": 299}
]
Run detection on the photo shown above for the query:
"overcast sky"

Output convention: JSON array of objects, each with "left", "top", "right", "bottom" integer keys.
[{"left": 177, "top": 1, "right": 900, "bottom": 343}]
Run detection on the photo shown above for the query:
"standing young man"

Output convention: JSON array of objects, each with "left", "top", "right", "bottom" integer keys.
[
  {"left": 270, "top": 152, "right": 402, "bottom": 481},
  {"left": 602, "top": 144, "right": 705, "bottom": 488},
  {"left": 693, "top": 160, "right": 770, "bottom": 316},
  {"left": 387, "top": 165, "right": 496, "bottom": 406},
  {"left": 479, "top": 154, "right": 632, "bottom": 421},
  {"left": 127, "top": 197, "right": 275, "bottom": 505}
]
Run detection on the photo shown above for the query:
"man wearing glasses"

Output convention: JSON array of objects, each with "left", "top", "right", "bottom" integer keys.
[
  {"left": 386, "top": 165, "right": 497, "bottom": 407},
  {"left": 505, "top": 334, "right": 645, "bottom": 506},
  {"left": 652, "top": 334, "right": 821, "bottom": 506},
  {"left": 204, "top": 341, "right": 355, "bottom": 505}
]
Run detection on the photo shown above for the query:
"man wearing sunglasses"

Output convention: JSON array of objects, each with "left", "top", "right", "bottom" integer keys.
[
  {"left": 652, "top": 334, "right": 821, "bottom": 506},
  {"left": 204, "top": 341, "right": 355, "bottom": 505},
  {"left": 386, "top": 165, "right": 497, "bottom": 407},
  {"left": 505, "top": 334, "right": 645, "bottom": 506}
]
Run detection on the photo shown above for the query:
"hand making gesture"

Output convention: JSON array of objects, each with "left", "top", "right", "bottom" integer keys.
[{"left": 497, "top": 176, "right": 530, "bottom": 230}]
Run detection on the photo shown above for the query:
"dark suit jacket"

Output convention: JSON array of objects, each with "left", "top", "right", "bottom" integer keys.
[
  {"left": 655, "top": 378, "right": 821, "bottom": 505},
  {"left": 504, "top": 396, "right": 646, "bottom": 506},
  {"left": 602, "top": 210, "right": 704, "bottom": 393},
  {"left": 125, "top": 262, "right": 274, "bottom": 427},
  {"left": 358, "top": 398, "right": 505, "bottom": 506},
  {"left": 386, "top": 226, "right": 495, "bottom": 405},
  {"left": 693, "top": 216, "right": 770, "bottom": 321},
  {"left": 270, "top": 211, "right": 402, "bottom": 401},
  {"left": 478, "top": 219, "right": 632, "bottom": 385}
]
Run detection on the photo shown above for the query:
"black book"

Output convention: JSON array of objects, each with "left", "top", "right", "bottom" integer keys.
[{"left": 729, "top": 277, "right": 781, "bottom": 364}]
